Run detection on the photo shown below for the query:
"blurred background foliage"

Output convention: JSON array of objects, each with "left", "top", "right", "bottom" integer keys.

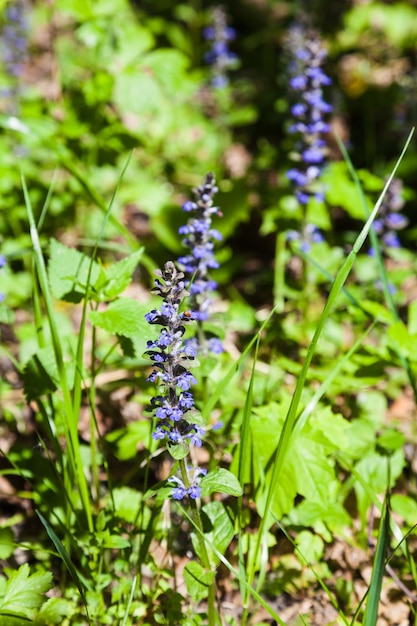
[{"left": 1, "top": 0, "right": 417, "bottom": 304}]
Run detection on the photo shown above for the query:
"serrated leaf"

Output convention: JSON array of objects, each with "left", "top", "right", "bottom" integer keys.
[
  {"left": 22, "top": 348, "right": 58, "bottom": 402},
  {"left": 183, "top": 561, "right": 214, "bottom": 603},
  {"left": 295, "top": 530, "right": 324, "bottom": 564},
  {"left": 167, "top": 439, "right": 190, "bottom": 460},
  {"left": 290, "top": 499, "right": 351, "bottom": 533},
  {"left": 22, "top": 346, "right": 76, "bottom": 401},
  {"left": 200, "top": 468, "right": 242, "bottom": 497},
  {"left": 36, "top": 597, "right": 75, "bottom": 625},
  {"left": 249, "top": 400, "right": 351, "bottom": 521},
  {"left": 94, "top": 248, "right": 144, "bottom": 300},
  {"left": 48, "top": 238, "right": 102, "bottom": 302},
  {"left": 89, "top": 298, "right": 157, "bottom": 358},
  {"left": 0, "top": 563, "right": 52, "bottom": 617},
  {"left": 193, "top": 501, "right": 235, "bottom": 566}
]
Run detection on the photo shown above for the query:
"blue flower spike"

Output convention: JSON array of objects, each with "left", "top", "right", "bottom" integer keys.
[
  {"left": 286, "top": 25, "right": 332, "bottom": 250},
  {"left": 178, "top": 173, "right": 224, "bottom": 353},
  {"left": 204, "top": 6, "right": 238, "bottom": 88},
  {"left": 144, "top": 261, "right": 207, "bottom": 500}
]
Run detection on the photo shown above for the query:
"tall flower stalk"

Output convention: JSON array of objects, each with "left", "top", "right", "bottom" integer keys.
[
  {"left": 144, "top": 180, "right": 242, "bottom": 623},
  {"left": 203, "top": 6, "right": 237, "bottom": 89},
  {"left": 178, "top": 172, "right": 224, "bottom": 354},
  {"left": 144, "top": 261, "right": 217, "bottom": 624},
  {"left": 145, "top": 262, "right": 205, "bottom": 474},
  {"left": 1, "top": 0, "right": 29, "bottom": 115},
  {"left": 286, "top": 25, "right": 332, "bottom": 251}
]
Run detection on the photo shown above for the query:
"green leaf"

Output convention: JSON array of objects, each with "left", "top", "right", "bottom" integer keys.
[
  {"left": 141, "top": 49, "right": 190, "bottom": 92},
  {"left": 249, "top": 401, "right": 350, "bottom": 523},
  {"left": 323, "top": 162, "right": 373, "bottom": 219},
  {"left": 48, "top": 238, "right": 102, "bottom": 302},
  {"left": 101, "top": 535, "right": 131, "bottom": 549},
  {"left": 376, "top": 429, "right": 406, "bottom": 454},
  {"left": 89, "top": 298, "right": 152, "bottom": 337},
  {"left": 290, "top": 498, "right": 351, "bottom": 534},
  {"left": 112, "top": 487, "right": 142, "bottom": 523},
  {"left": 0, "top": 529, "right": 14, "bottom": 560},
  {"left": 391, "top": 494, "right": 417, "bottom": 526},
  {"left": 106, "top": 420, "right": 153, "bottom": 460},
  {"left": 36, "top": 512, "right": 89, "bottom": 599},
  {"left": 36, "top": 597, "right": 76, "bottom": 625},
  {"left": 364, "top": 495, "right": 390, "bottom": 626},
  {"left": 22, "top": 346, "right": 76, "bottom": 401},
  {"left": 0, "top": 564, "right": 52, "bottom": 618},
  {"left": 167, "top": 439, "right": 190, "bottom": 460},
  {"left": 200, "top": 468, "right": 242, "bottom": 497},
  {"left": 22, "top": 347, "right": 58, "bottom": 401},
  {"left": 388, "top": 321, "right": 417, "bottom": 360},
  {"left": 94, "top": 248, "right": 144, "bottom": 300},
  {"left": 183, "top": 562, "right": 214, "bottom": 603},
  {"left": 0, "top": 617, "right": 32, "bottom": 626},
  {"left": 295, "top": 530, "right": 324, "bottom": 564},
  {"left": 193, "top": 501, "right": 235, "bottom": 566},
  {"left": 143, "top": 482, "right": 174, "bottom": 504},
  {"left": 353, "top": 451, "right": 404, "bottom": 524}
]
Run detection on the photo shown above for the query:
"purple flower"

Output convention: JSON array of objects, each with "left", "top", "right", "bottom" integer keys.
[
  {"left": 1, "top": 0, "right": 29, "bottom": 115},
  {"left": 144, "top": 262, "right": 205, "bottom": 450},
  {"left": 171, "top": 482, "right": 188, "bottom": 501},
  {"left": 287, "top": 224, "right": 324, "bottom": 252},
  {"left": 285, "top": 25, "right": 332, "bottom": 249},
  {"left": 167, "top": 468, "right": 207, "bottom": 501},
  {"left": 369, "top": 178, "right": 407, "bottom": 255},
  {"left": 178, "top": 173, "right": 224, "bottom": 354},
  {"left": 207, "top": 337, "right": 224, "bottom": 354},
  {"left": 204, "top": 6, "right": 238, "bottom": 88}
]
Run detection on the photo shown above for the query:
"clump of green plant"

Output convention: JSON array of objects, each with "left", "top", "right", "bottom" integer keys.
[{"left": 1, "top": 2, "right": 417, "bottom": 625}]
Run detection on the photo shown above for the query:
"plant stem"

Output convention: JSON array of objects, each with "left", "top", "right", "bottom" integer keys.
[{"left": 179, "top": 459, "right": 219, "bottom": 625}]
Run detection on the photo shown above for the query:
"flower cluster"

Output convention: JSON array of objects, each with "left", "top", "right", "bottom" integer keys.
[
  {"left": 286, "top": 25, "right": 332, "bottom": 207},
  {"left": 286, "top": 223, "right": 324, "bottom": 253},
  {"left": 203, "top": 6, "right": 237, "bottom": 88},
  {"left": 144, "top": 262, "right": 204, "bottom": 453},
  {"left": 178, "top": 173, "right": 223, "bottom": 353},
  {"left": 1, "top": 0, "right": 28, "bottom": 112},
  {"left": 370, "top": 178, "right": 408, "bottom": 255},
  {"left": 169, "top": 467, "right": 207, "bottom": 500}
]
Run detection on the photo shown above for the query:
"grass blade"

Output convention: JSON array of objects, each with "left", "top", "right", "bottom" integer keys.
[
  {"left": 247, "top": 130, "right": 414, "bottom": 588},
  {"left": 22, "top": 170, "right": 94, "bottom": 533},
  {"left": 364, "top": 493, "right": 390, "bottom": 626},
  {"left": 36, "top": 511, "right": 90, "bottom": 604}
]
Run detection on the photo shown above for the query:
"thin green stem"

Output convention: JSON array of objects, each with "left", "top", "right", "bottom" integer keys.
[
  {"left": 179, "top": 459, "right": 218, "bottom": 626},
  {"left": 89, "top": 319, "right": 100, "bottom": 512}
]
